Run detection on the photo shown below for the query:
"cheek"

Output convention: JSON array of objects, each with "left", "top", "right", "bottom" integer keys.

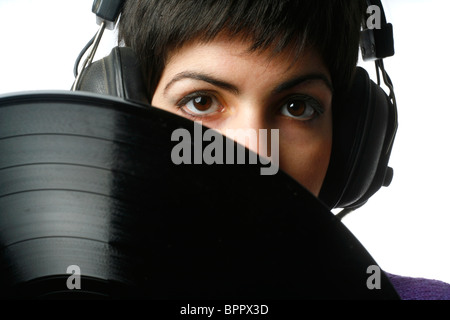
[{"left": 278, "top": 123, "right": 332, "bottom": 196}]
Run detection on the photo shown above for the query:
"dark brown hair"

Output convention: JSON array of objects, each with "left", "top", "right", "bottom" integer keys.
[{"left": 118, "top": 0, "right": 366, "bottom": 101}]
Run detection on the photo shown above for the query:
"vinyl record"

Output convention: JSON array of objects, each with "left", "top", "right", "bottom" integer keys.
[{"left": 0, "top": 91, "right": 399, "bottom": 299}]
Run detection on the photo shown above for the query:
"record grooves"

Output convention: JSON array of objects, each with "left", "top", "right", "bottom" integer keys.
[{"left": 0, "top": 91, "right": 400, "bottom": 299}]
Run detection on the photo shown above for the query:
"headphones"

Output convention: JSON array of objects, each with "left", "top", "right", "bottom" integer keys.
[
  {"left": 72, "top": 0, "right": 398, "bottom": 215},
  {"left": 320, "top": 0, "right": 398, "bottom": 216}
]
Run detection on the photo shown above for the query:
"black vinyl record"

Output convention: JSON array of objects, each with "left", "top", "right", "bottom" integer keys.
[{"left": 0, "top": 91, "right": 399, "bottom": 299}]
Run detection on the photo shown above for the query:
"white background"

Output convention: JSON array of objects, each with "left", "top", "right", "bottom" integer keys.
[{"left": 0, "top": 0, "right": 449, "bottom": 284}]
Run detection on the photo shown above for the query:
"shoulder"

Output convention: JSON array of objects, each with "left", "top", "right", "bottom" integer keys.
[{"left": 385, "top": 272, "right": 450, "bottom": 300}]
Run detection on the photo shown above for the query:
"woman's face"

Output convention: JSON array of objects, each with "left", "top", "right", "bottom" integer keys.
[{"left": 151, "top": 36, "right": 333, "bottom": 196}]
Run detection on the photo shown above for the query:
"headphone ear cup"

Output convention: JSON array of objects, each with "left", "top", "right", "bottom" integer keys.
[
  {"left": 75, "top": 46, "right": 150, "bottom": 105},
  {"left": 319, "top": 67, "right": 397, "bottom": 210}
]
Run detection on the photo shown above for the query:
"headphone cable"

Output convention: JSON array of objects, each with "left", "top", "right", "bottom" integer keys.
[
  {"left": 73, "top": 34, "right": 96, "bottom": 78},
  {"left": 336, "top": 208, "right": 355, "bottom": 221},
  {"left": 71, "top": 21, "right": 106, "bottom": 91}
]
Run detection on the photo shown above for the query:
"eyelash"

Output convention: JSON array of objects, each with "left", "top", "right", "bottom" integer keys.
[
  {"left": 279, "top": 94, "right": 325, "bottom": 121},
  {"left": 176, "top": 90, "right": 223, "bottom": 119},
  {"left": 175, "top": 91, "right": 324, "bottom": 121}
]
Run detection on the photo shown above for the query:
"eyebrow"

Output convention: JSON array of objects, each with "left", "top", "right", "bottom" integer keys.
[
  {"left": 272, "top": 73, "right": 334, "bottom": 94},
  {"left": 164, "top": 71, "right": 333, "bottom": 96},
  {"left": 164, "top": 72, "right": 239, "bottom": 95}
]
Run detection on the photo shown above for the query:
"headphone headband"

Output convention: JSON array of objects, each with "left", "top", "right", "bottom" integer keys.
[
  {"left": 92, "top": 0, "right": 125, "bottom": 30},
  {"left": 361, "top": 0, "right": 395, "bottom": 61}
]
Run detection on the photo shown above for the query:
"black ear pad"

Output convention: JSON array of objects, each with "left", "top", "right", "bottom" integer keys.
[
  {"left": 75, "top": 46, "right": 150, "bottom": 106},
  {"left": 319, "top": 67, "right": 397, "bottom": 210}
]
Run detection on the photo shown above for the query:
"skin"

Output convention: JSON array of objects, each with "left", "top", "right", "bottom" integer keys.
[{"left": 151, "top": 35, "right": 333, "bottom": 196}]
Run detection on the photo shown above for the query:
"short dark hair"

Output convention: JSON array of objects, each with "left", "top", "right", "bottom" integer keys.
[{"left": 118, "top": 0, "right": 366, "bottom": 100}]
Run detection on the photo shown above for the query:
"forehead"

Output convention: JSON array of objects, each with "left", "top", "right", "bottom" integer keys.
[{"left": 163, "top": 35, "right": 330, "bottom": 82}]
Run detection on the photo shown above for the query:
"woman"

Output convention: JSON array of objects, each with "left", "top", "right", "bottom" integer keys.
[{"left": 117, "top": 0, "right": 450, "bottom": 299}]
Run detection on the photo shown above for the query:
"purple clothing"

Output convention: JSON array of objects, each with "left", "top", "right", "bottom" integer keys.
[{"left": 385, "top": 272, "right": 450, "bottom": 300}]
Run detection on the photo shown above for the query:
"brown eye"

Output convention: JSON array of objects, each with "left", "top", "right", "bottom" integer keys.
[
  {"left": 280, "top": 96, "right": 323, "bottom": 121},
  {"left": 181, "top": 94, "right": 222, "bottom": 116},
  {"left": 192, "top": 96, "right": 212, "bottom": 112},
  {"left": 286, "top": 101, "right": 307, "bottom": 117}
]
